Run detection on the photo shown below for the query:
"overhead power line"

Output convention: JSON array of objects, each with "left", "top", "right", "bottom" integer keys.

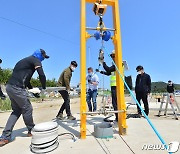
[{"left": 0, "top": 16, "right": 79, "bottom": 46}]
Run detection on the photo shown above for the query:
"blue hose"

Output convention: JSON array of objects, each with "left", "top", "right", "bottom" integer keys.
[{"left": 102, "top": 46, "right": 171, "bottom": 154}]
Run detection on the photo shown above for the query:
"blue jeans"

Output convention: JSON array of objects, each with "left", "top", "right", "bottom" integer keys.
[{"left": 86, "top": 89, "right": 97, "bottom": 112}]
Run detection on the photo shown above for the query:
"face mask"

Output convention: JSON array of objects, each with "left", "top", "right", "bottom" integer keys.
[
  {"left": 71, "top": 66, "right": 75, "bottom": 72},
  {"left": 138, "top": 71, "right": 141, "bottom": 75},
  {"left": 88, "top": 72, "right": 93, "bottom": 76}
]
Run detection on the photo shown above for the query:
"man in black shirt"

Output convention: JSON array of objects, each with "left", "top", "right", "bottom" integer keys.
[
  {"left": 167, "top": 80, "right": 174, "bottom": 93},
  {"left": 135, "top": 65, "right": 151, "bottom": 117},
  {"left": 0, "top": 49, "right": 49, "bottom": 147},
  {"left": 99, "top": 52, "right": 119, "bottom": 121},
  {"left": 97, "top": 51, "right": 132, "bottom": 121},
  {"left": 0, "top": 59, "right": 6, "bottom": 100}
]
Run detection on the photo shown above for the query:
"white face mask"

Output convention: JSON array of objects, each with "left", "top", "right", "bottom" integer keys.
[
  {"left": 88, "top": 72, "right": 93, "bottom": 76},
  {"left": 168, "top": 82, "right": 172, "bottom": 85},
  {"left": 138, "top": 71, "right": 141, "bottom": 75},
  {"left": 71, "top": 66, "right": 76, "bottom": 72}
]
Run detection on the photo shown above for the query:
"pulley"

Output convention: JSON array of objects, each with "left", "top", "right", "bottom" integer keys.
[
  {"left": 102, "top": 31, "right": 111, "bottom": 41},
  {"left": 93, "top": 3, "right": 107, "bottom": 16},
  {"left": 98, "top": 49, "right": 104, "bottom": 64}
]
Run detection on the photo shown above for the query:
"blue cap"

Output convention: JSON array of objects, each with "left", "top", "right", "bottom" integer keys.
[{"left": 32, "top": 49, "right": 49, "bottom": 61}]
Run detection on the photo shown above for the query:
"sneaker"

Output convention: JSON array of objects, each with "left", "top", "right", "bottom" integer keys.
[
  {"left": 0, "top": 137, "right": 9, "bottom": 147},
  {"left": 67, "top": 115, "right": 76, "bottom": 120},
  {"left": 56, "top": 113, "right": 64, "bottom": 120},
  {"left": 27, "top": 132, "right": 32, "bottom": 137}
]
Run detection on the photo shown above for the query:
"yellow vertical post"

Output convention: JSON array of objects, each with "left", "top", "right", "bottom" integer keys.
[
  {"left": 112, "top": 0, "right": 127, "bottom": 135},
  {"left": 80, "top": 0, "right": 87, "bottom": 139}
]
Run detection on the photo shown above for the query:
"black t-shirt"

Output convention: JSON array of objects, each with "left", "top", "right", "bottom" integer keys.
[
  {"left": 135, "top": 73, "right": 151, "bottom": 94},
  {"left": 8, "top": 56, "right": 45, "bottom": 89},
  {"left": 167, "top": 84, "right": 174, "bottom": 93}
]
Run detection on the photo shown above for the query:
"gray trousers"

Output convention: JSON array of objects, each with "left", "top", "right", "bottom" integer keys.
[{"left": 2, "top": 84, "right": 35, "bottom": 140}]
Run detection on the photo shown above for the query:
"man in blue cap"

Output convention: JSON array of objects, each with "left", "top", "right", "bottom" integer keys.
[{"left": 0, "top": 49, "right": 49, "bottom": 147}]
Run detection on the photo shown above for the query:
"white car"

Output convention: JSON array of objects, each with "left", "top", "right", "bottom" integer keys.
[{"left": 175, "top": 90, "right": 180, "bottom": 97}]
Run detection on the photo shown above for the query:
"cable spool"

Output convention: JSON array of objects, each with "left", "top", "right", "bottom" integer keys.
[
  {"left": 94, "top": 31, "right": 101, "bottom": 40},
  {"left": 102, "top": 31, "right": 111, "bottom": 41},
  {"left": 30, "top": 121, "right": 59, "bottom": 153}
]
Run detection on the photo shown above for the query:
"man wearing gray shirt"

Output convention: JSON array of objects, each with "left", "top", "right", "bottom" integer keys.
[{"left": 86, "top": 67, "right": 99, "bottom": 112}]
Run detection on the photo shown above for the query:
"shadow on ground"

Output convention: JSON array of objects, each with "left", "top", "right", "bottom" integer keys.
[{"left": 56, "top": 119, "right": 80, "bottom": 138}]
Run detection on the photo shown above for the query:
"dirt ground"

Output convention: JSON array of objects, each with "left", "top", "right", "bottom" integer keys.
[{"left": 0, "top": 96, "right": 180, "bottom": 154}]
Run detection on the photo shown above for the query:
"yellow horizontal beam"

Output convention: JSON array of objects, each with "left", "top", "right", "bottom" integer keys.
[{"left": 86, "top": 0, "right": 115, "bottom": 6}]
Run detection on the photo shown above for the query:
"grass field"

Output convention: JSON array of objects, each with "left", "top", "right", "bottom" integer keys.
[{"left": 0, "top": 98, "right": 11, "bottom": 111}]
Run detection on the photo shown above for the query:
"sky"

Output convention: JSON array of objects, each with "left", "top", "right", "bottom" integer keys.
[{"left": 0, "top": 0, "right": 180, "bottom": 89}]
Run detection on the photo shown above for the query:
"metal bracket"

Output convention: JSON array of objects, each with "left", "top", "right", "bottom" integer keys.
[{"left": 82, "top": 108, "right": 126, "bottom": 116}]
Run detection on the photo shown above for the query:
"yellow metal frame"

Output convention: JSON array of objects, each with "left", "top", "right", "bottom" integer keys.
[{"left": 80, "top": 0, "right": 127, "bottom": 139}]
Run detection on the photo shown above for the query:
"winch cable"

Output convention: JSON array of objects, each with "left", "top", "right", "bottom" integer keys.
[
  {"left": 102, "top": 46, "right": 171, "bottom": 154},
  {"left": 58, "top": 132, "right": 77, "bottom": 142},
  {"left": 100, "top": 40, "right": 106, "bottom": 113}
]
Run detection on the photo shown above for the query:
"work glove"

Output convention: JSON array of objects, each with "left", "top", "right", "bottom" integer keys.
[
  {"left": 95, "top": 69, "right": 100, "bottom": 72},
  {"left": 28, "top": 88, "right": 41, "bottom": 98},
  {"left": 28, "top": 87, "right": 41, "bottom": 94},
  {"left": 96, "top": 69, "right": 103, "bottom": 74},
  {"left": 88, "top": 79, "right": 92, "bottom": 84},
  {"left": 70, "top": 88, "right": 74, "bottom": 91},
  {"left": 67, "top": 89, "right": 71, "bottom": 95}
]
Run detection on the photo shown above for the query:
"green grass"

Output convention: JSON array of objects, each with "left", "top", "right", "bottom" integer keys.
[
  {"left": 0, "top": 98, "right": 12, "bottom": 111},
  {"left": 0, "top": 96, "right": 49, "bottom": 111}
]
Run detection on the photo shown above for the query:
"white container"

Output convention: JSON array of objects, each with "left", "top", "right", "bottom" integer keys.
[{"left": 30, "top": 121, "right": 59, "bottom": 153}]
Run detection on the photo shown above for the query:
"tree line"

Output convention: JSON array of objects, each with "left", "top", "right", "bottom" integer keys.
[
  {"left": 1, "top": 68, "right": 180, "bottom": 92},
  {"left": 0, "top": 68, "right": 57, "bottom": 87}
]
